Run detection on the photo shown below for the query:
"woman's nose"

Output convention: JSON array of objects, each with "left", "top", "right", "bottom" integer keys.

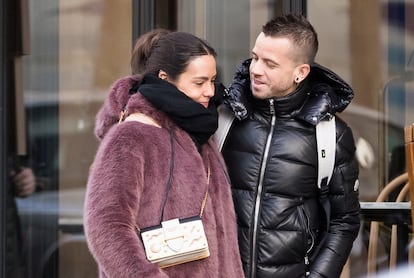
[{"left": 205, "top": 82, "right": 215, "bottom": 97}]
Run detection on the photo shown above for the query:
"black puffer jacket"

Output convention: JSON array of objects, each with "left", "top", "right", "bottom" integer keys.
[{"left": 221, "top": 59, "right": 360, "bottom": 278}]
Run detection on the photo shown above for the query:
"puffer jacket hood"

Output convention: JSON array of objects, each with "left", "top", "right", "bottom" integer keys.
[{"left": 225, "top": 58, "right": 354, "bottom": 124}]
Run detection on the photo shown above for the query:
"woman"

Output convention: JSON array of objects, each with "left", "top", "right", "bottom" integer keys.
[{"left": 84, "top": 29, "right": 243, "bottom": 278}]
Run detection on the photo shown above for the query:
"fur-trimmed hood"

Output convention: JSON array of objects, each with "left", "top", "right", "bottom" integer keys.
[
  {"left": 95, "top": 75, "right": 140, "bottom": 140},
  {"left": 94, "top": 75, "right": 175, "bottom": 140}
]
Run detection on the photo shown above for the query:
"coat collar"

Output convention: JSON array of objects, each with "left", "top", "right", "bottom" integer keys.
[{"left": 224, "top": 59, "right": 354, "bottom": 125}]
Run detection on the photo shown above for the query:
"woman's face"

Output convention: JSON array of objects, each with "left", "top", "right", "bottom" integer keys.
[{"left": 170, "top": 55, "right": 217, "bottom": 108}]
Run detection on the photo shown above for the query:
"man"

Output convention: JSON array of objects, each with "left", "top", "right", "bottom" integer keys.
[{"left": 219, "top": 14, "right": 360, "bottom": 278}]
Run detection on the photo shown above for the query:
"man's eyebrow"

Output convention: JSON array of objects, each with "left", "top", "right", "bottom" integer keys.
[
  {"left": 251, "top": 53, "right": 278, "bottom": 66},
  {"left": 263, "top": 58, "right": 278, "bottom": 65},
  {"left": 251, "top": 49, "right": 276, "bottom": 61}
]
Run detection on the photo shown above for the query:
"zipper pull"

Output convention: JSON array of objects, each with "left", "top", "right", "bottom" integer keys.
[
  {"left": 304, "top": 255, "right": 310, "bottom": 276},
  {"left": 269, "top": 98, "right": 275, "bottom": 115}
]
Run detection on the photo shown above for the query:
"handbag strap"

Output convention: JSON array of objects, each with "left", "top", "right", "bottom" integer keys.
[
  {"left": 199, "top": 160, "right": 211, "bottom": 218},
  {"left": 121, "top": 113, "right": 211, "bottom": 233},
  {"left": 122, "top": 113, "right": 211, "bottom": 229},
  {"left": 119, "top": 112, "right": 174, "bottom": 222},
  {"left": 160, "top": 128, "right": 175, "bottom": 221},
  {"left": 160, "top": 131, "right": 211, "bottom": 220}
]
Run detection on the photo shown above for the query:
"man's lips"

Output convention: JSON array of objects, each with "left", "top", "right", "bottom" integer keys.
[{"left": 252, "top": 78, "right": 266, "bottom": 89}]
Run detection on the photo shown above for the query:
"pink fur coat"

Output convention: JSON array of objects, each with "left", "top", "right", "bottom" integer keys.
[{"left": 84, "top": 76, "right": 244, "bottom": 278}]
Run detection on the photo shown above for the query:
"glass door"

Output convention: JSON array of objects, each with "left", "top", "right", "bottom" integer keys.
[{"left": 3, "top": 0, "right": 132, "bottom": 277}]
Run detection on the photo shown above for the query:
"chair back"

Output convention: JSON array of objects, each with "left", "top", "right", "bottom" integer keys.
[{"left": 404, "top": 123, "right": 414, "bottom": 226}]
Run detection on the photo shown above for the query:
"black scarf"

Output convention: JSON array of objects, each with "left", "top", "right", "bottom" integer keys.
[{"left": 135, "top": 74, "right": 219, "bottom": 150}]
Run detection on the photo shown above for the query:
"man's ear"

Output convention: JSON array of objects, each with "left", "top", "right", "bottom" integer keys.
[
  {"left": 158, "top": 70, "right": 168, "bottom": 80},
  {"left": 296, "top": 64, "right": 311, "bottom": 83}
]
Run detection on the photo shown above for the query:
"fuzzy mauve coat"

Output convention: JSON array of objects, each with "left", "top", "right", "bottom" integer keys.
[{"left": 84, "top": 76, "right": 244, "bottom": 278}]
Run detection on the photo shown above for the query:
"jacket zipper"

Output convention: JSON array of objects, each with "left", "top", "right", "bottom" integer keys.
[
  {"left": 250, "top": 99, "right": 276, "bottom": 278},
  {"left": 302, "top": 205, "right": 315, "bottom": 276}
]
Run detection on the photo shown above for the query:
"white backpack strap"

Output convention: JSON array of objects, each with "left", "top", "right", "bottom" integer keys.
[
  {"left": 213, "top": 105, "right": 236, "bottom": 151},
  {"left": 316, "top": 116, "right": 336, "bottom": 189}
]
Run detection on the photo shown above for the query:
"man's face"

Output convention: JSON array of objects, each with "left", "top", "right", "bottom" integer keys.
[{"left": 249, "top": 32, "right": 300, "bottom": 99}]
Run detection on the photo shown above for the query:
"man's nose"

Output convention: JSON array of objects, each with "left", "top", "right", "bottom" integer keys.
[{"left": 250, "top": 60, "right": 263, "bottom": 75}]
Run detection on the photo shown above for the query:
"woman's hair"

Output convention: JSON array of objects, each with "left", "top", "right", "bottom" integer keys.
[
  {"left": 130, "top": 29, "right": 171, "bottom": 74},
  {"left": 131, "top": 29, "right": 217, "bottom": 80}
]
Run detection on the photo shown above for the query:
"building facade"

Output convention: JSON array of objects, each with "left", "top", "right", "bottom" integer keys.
[{"left": 1, "top": 0, "right": 413, "bottom": 277}]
